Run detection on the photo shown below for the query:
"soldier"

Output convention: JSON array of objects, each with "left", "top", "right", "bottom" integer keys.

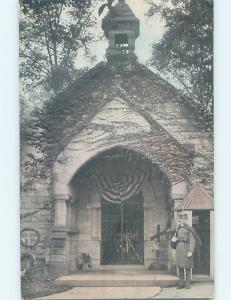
[{"left": 171, "top": 213, "right": 201, "bottom": 289}]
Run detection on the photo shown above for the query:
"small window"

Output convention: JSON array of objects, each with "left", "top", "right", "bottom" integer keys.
[{"left": 115, "top": 34, "right": 128, "bottom": 48}]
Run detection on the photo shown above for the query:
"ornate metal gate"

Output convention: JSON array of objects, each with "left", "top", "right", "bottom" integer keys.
[{"left": 101, "top": 192, "right": 144, "bottom": 265}]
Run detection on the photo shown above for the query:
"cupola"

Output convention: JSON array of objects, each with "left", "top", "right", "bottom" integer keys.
[{"left": 102, "top": 0, "right": 140, "bottom": 63}]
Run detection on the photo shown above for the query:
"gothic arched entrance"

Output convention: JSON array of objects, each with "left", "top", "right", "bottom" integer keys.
[
  {"left": 65, "top": 146, "right": 172, "bottom": 270},
  {"left": 50, "top": 143, "right": 192, "bottom": 275}
]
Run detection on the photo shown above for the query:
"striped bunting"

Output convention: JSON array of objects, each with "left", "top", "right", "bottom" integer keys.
[{"left": 89, "top": 172, "right": 147, "bottom": 204}]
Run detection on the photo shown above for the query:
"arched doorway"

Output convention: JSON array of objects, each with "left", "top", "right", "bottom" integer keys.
[{"left": 68, "top": 146, "right": 171, "bottom": 270}]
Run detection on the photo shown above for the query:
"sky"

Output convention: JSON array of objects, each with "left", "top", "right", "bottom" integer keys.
[
  {"left": 77, "top": 0, "right": 165, "bottom": 68},
  {"left": 2, "top": 2, "right": 231, "bottom": 300}
]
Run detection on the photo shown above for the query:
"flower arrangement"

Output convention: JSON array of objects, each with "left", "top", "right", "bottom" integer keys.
[{"left": 78, "top": 253, "right": 93, "bottom": 271}]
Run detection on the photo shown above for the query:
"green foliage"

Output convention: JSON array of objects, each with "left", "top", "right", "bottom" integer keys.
[
  {"left": 20, "top": 0, "right": 96, "bottom": 94},
  {"left": 22, "top": 63, "right": 198, "bottom": 189},
  {"left": 22, "top": 64, "right": 110, "bottom": 189},
  {"left": 20, "top": 0, "right": 92, "bottom": 14},
  {"left": 148, "top": 0, "right": 213, "bottom": 112}
]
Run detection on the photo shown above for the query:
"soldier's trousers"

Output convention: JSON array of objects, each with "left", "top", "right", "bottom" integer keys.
[{"left": 178, "top": 267, "right": 191, "bottom": 288}]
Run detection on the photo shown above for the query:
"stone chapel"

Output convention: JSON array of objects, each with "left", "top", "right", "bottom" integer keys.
[{"left": 21, "top": 0, "right": 214, "bottom": 280}]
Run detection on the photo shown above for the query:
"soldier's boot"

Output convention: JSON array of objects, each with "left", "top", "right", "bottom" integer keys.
[
  {"left": 185, "top": 268, "right": 191, "bottom": 289},
  {"left": 177, "top": 268, "right": 185, "bottom": 289}
]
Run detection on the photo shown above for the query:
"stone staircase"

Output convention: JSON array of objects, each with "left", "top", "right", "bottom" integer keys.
[
  {"left": 35, "top": 271, "right": 213, "bottom": 299},
  {"left": 55, "top": 270, "right": 179, "bottom": 288}
]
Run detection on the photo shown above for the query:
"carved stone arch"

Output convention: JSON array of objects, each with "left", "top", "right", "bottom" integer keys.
[{"left": 52, "top": 142, "right": 188, "bottom": 226}]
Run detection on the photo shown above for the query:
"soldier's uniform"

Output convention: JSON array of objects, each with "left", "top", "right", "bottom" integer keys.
[{"left": 175, "top": 224, "right": 196, "bottom": 289}]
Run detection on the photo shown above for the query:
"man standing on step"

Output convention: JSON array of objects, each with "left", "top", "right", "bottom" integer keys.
[{"left": 171, "top": 213, "right": 201, "bottom": 289}]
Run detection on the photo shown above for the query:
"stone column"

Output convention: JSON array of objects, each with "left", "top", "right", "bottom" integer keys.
[
  {"left": 144, "top": 203, "right": 154, "bottom": 240},
  {"left": 54, "top": 195, "right": 71, "bottom": 227},
  {"left": 48, "top": 194, "right": 74, "bottom": 277},
  {"left": 171, "top": 182, "right": 188, "bottom": 217},
  {"left": 108, "top": 32, "right": 115, "bottom": 49},
  {"left": 128, "top": 32, "right": 135, "bottom": 51}
]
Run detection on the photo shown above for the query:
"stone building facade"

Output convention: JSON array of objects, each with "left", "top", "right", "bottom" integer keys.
[{"left": 21, "top": 0, "right": 214, "bottom": 279}]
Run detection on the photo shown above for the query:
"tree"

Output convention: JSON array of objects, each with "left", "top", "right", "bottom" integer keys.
[
  {"left": 20, "top": 0, "right": 97, "bottom": 94},
  {"left": 148, "top": 0, "right": 213, "bottom": 112},
  {"left": 21, "top": 64, "right": 111, "bottom": 190}
]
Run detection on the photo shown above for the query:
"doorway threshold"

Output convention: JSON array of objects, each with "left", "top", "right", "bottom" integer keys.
[
  {"left": 97, "top": 265, "right": 146, "bottom": 270},
  {"left": 192, "top": 274, "right": 214, "bottom": 282}
]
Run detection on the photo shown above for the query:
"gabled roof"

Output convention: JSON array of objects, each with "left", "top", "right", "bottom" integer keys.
[
  {"left": 50, "top": 62, "right": 196, "bottom": 158},
  {"left": 176, "top": 182, "right": 214, "bottom": 211},
  {"left": 102, "top": 0, "right": 140, "bottom": 38},
  {"left": 29, "top": 61, "right": 212, "bottom": 186},
  {"left": 113, "top": 0, "right": 138, "bottom": 19}
]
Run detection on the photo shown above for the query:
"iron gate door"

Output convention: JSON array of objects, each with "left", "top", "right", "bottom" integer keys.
[{"left": 101, "top": 192, "right": 144, "bottom": 265}]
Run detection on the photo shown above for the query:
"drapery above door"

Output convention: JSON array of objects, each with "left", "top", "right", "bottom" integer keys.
[
  {"left": 89, "top": 171, "right": 148, "bottom": 204},
  {"left": 85, "top": 148, "right": 151, "bottom": 204}
]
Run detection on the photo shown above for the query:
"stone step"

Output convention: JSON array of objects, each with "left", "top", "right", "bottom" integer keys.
[
  {"left": 55, "top": 272, "right": 178, "bottom": 287},
  {"left": 96, "top": 265, "right": 146, "bottom": 270},
  {"left": 193, "top": 275, "right": 214, "bottom": 282},
  {"left": 34, "top": 287, "right": 162, "bottom": 300}
]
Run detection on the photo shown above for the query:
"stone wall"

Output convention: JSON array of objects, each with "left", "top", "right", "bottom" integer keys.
[
  {"left": 20, "top": 188, "right": 52, "bottom": 260},
  {"left": 142, "top": 179, "right": 170, "bottom": 269},
  {"left": 122, "top": 71, "right": 213, "bottom": 193}
]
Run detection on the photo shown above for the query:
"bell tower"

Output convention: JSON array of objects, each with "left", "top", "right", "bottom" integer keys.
[{"left": 102, "top": 0, "right": 140, "bottom": 63}]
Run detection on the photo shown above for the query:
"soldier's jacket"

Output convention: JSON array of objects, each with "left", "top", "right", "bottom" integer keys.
[{"left": 175, "top": 225, "right": 195, "bottom": 268}]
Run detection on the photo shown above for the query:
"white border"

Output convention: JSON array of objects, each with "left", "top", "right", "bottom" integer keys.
[
  {"left": 0, "top": 0, "right": 20, "bottom": 299},
  {"left": 215, "top": 0, "right": 231, "bottom": 299},
  {"left": 1, "top": 0, "right": 231, "bottom": 299}
]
